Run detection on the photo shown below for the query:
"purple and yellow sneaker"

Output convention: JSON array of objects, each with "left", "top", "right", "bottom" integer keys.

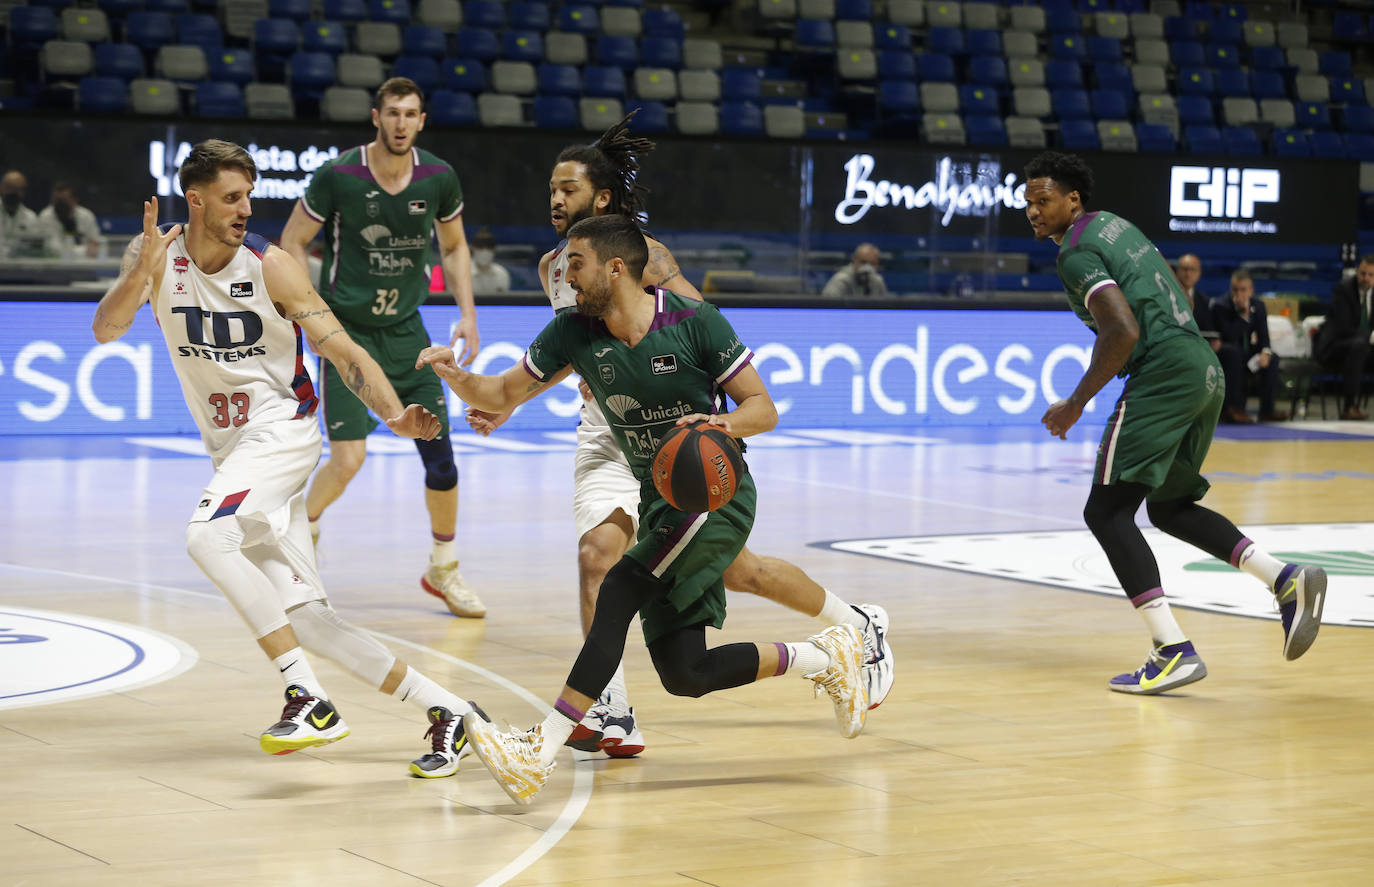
[
  {"left": 1108, "top": 641, "right": 1207, "bottom": 695},
  {"left": 1273, "top": 564, "right": 1327, "bottom": 661}
]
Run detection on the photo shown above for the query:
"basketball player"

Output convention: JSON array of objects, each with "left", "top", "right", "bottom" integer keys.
[
  {"left": 419, "top": 214, "right": 875, "bottom": 805},
  {"left": 465, "top": 113, "right": 894, "bottom": 758},
  {"left": 92, "top": 139, "right": 484, "bottom": 777},
  {"left": 278, "top": 77, "right": 484, "bottom": 619},
  {"left": 1025, "top": 151, "right": 1328, "bottom": 694}
]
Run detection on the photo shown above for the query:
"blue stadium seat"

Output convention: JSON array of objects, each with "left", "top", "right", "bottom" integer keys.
[
  {"left": 1184, "top": 124, "right": 1222, "bottom": 153},
  {"left": 369, "top": 0, "right": 412, "bottom": 26},
  {"left": 455, "top": 29, "right": 500, "bottom": 62},
  {"left": 1090, "top": 88, "right": 1129, "bottom": 119},
  {"left": 270, "top": 0, "right": 313, "bottom": 21},
  {"left": 1046, "top": 8, "right": 1080, "bottom": 33},
  {"left": 1309, "top": 130, "right": 1346, "bottom": 158},
  {"left": 1163, "top": 16, "right": 1199, "bottom": 41},
  {"left": 1049, "top": 34, "right": 1086, "bottom": 60},
  {"left": 206, "top": 48, "right": 254, "bottom": 84},
  {"left": 464, "top": 0, "right": 506, "bottom": 30},
  {"left": 1183, "top": 1, "right": 1215, "bottom": 22},
  {"left": 878, "top": 50, "right": 915, "bottom": 81},
  {"left": 393, "top": 55, "right": 440, "bottom": 93},
  {"left": 642, "top": 8, "right": 685, "bottom": 39},
  {"left": 1207, "top": 43, "right": 1241, "bottom": 68},
  {"left": 1169, "top": 41, "right": 1204, "bottom": 68},
  {"left": 403, "top": 26, "right": 447, "bottom": 59},
  {"left": 78, "top": 75, "right": 128, "bottom": 112},
  {"left": 429, "top": 89, "right": 477, "bottom": 125},
  {"left": 502, "top": 30, "right": 544, "bottom": 63},
  {"left": 595, "top": 35, "right": 637, "bottom": 68},
  {"left": 253, "top": 19, "right": 301, "bottom": 59},
  {"left": 795, "top": 19, "right": 836, "bottom": 50},
  {"left": 1177, "top": 67, "right": 1215, "bottom": 96},
  {"left": 1319, "top": 50, "right": 1353, "bottom": 78},
  {"left": 1208, "top": 19, "right": 1241, "bottom": 44},
  {"left": 1052, "top": 88, "right": 1091, "bottom": 119},
  {"left": 537, "top": 63, "right": 581, "bottom": 96},
  {"left": 559, "top": 5, "right": 601, "bottom": 36},
  {"left": 94, "top": 42, "right": 145, "bottom": 79},
  {"left": 835, "top": 0, "right": 872, "bottom": 20},
  {"left": 582, "top": 65, "right": 626, "bottom": 97},
  {"left": 507, "top": 2, "right": 552, "bottom": 32},
  {"left": 1045, "top": 60, "right": 1083, "bottom": 89},
  {"left": 1332, "top": 12, "right": 1367, "bottom": 42},
  {"left": 1218, "top": 3, "right": 1247, "bottom": 22},
  {"left": 925, "top": 27, "right": 964, "bottom": 56},
  {"left": 1250, "top": 45, "right": 1284, "bottom": 70},
  {"left": 1344, "top": 104, "right": 1374, "bottom": 133},
  {"left": 877, "top": 79, "right": 918, "bottom": 113},
  {"left": 1331, "top": 77, "right": 1364, "bottom": 105},
  {"left": 1087, "top": 36, "right": 1121, "bottom": 63},
  {"left": 1059, "top": 119, "right": 1099, "bottom": 150},
  {"left": 965, "top": 114, "right": 1007, "bottom": 146},
  {"left": 874, "top": 24, "right": 911, "bottom": 52},
  {"left": 1345, "top": 132, "right": 1374, "bottom": 161},
  {"left": 126, "top": 11, "right": 176, "bottom": 52},
  {"left": 324, "top": 0, "right": 369, "bottom": 23},
  {"left": 302, "top": 22, "right": 349, "bottom": 55},
  {"left": 916, "top": 53, "right": 955, "bottom": 82},
  {"left": 1251, "top": 70, "right": 1286, "bottom": 100},
  {"left": 626, "top": 99, "right": 669, "bottom": 132},
  {"left": 533, "top": 95, "right": 577, "bottom": 128},
  {"left": 1215, "top": 68, "right": 1249, "bottom": 98},
  {"left": 1221, "top": 126, "right": 1262, "bottom": 155},
  {"left": 1094, "top": 63, "right": 1132, "bottom": 94},
  {"left": 288, "top": 51, "right": 336, "bottom": 98},
  {"left": 722, "top": 67, "right": 762, "bottom": 101},
  {"left": 1177, "top": 94, "right": 1214, "bottom": 125},
  {"left": 961, "top": 84, "right": 999, "bottom": 115},
  {"left": 440, "top": 57, "right": 487, "bottom": 92},
  {"left": 720, "top": 100, "right": 763, "bottom": 136},
  {"left": 176, "top": 15, "right": 223, "bottom": 52},
  {"left": 1136, "top": 122, "right": 1175, "bottom": 151},
  {"left": 145, "top": 0, "right": 189, "bottom": 12},
  {"left": 640, "top": 36, "right": 682, "bottom": 69},
  {"left": 967, "top": 55, "right": 1007, "bottom": 88},
  {"left": 1271, "top": 129, "right": 1309, "bottom": 157},
  {"left": 606, "top": 0, "right": 645, "bottom": 6},
  {"left": 966, "top": 29, "right": 1001, "bottom": 57},
  {"left": 1295, "top": 101, "right": 1330, "bottom": 129},
  {"left": 196, "top": 80, "right": 245, "bottom": 117},
  {"left": 97, "top": 0, "right": 142, "bottom": 14}
]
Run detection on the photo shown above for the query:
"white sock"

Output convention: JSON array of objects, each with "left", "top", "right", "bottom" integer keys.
[
  {"left": 1131, "top": 590, "right": 1188, "bottom": 646},
  {"left": 539, "top": 708, "right": 578, "bottom": 766},
  {"left": 393, "top": 666, "right": 472, "bottom": 718},
  {"left": 604, "top": 663, "right": 630, "bottom": 709},
  {"left": 817, "top": 588, "right": 867, "bottom": 630},
  {"left": 431, "top": 535, "right": 456, "bottom": 566},
  {"left": 308, "top": 517, "right": 320, "bottom": 542},
  {"left": 273, "top": 648, "right": 326, "bottom": 699},
  {"left": 1236, "top": 541, "right": 1285, "bottom": 589},
  {"left": 782, "top": 641, "right": 831, "bottom": 676}
]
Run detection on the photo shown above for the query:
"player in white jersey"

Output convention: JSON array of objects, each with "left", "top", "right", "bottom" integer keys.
[
  {"left": 465, "top": 115, "right": 895, "bottom": 758},
  {"left": 92, "top": 139, "right": 487, "bottom": 777}
]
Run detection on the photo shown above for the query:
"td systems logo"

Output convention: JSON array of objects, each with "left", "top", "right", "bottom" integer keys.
[{"left": 1167, "top": 166, "right": 1281, "bottom": 235}]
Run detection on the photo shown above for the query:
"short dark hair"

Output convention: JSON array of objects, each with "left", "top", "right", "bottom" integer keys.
[
  {"left": 179, "top": 139, "right": 258, "bottom": 193},
  {"left": 1024, "top": 151, "right": 1095, "bottom": 206},
  {"left": 1359, "top": 253, "right": 1374, "bottom": 267},
  {"left": 566, "top": 214, "right": 648, "bottom": 281},
  {"left": 555, "top": 111, "right": 655, "bottom": 229},
  {"left": 374, "top": 77, "right": 424, "bottom": 110},
  {"left": 1230, "top": 268, "right": 1253, "bottom": 285}
]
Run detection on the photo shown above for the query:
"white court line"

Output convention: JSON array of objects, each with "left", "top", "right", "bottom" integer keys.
[{"left": 1, "top": 562, "right": 592, "bottom": 887}]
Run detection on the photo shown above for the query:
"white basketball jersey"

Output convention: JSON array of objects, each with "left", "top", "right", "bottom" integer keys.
[
  {"left": 547, "top": 240, "right": 611, "bottom": 429},
  {"left": 154, "top": 231, "right": 318, "bottom": 463}
]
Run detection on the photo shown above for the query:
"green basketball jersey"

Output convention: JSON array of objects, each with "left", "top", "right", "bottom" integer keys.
[
  {"left": 523, "top": 290, "right": 754, "bottom": 482},
  {"left": 1056, "top": 211, "right": 1205, "bottom": 376},
  {"left": 301, "top": 145, "right": 463, "bottom": 329}
]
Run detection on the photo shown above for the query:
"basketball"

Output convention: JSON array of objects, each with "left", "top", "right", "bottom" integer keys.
[{"left": 651, "top": 420, "right": 745, "bottom": 513}]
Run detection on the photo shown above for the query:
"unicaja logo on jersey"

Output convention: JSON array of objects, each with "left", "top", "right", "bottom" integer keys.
[{"left": 1168, "top": 166, "right": 1280, "bottom": 235}]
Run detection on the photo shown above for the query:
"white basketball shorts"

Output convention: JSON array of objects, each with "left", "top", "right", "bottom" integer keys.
[{"left": 572, "top": 418, "right": 641, "bottom": 541}]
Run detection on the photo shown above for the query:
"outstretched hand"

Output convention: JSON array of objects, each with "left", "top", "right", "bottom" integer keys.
[
  {"left": 385, "top": 403, "right": 442, "bottom": 440},
  {"left": 138, "top": 196, "right": 181, "bottom": 274}
]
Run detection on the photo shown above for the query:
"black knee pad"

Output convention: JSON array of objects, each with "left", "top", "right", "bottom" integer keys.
[
  {"left": 652, "top": 660, "right": 712, "bottom": 698},
  {"left": 416, "top": 435, "right": 457, "bottom": 491},
  {"left": 1145, "top": 497, "right": 1186, "bottom": 529},
  {"left": 1083, "top": 482, "right": 1148, "bottom": 533}
]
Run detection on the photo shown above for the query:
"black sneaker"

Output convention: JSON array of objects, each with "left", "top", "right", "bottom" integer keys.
[
  {"left": 410, "top": 701, "right": 489, "bottom": 778},
  {"left": 259, "top": 685, "right": 350, "bottom": 755}
]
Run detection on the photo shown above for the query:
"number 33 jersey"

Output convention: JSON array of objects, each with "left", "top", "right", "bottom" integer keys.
[{"left": 154, "top": 231, "right": 318, "bottom": 463}]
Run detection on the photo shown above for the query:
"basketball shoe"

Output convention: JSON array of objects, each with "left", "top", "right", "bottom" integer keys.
[
  {"left": 259, "top": 685, "right": 350, "bottom": 755},
  {"left": 854, "top": 604, "right": 895, "bottom": 710},
  {"left": 805, "top": 624, "right": 868, "bottom": 738},
  {"left": 565, "top": 691, "right": 608, "bottom": 752},
  {"left": 461, "top": 713, "right": 555, "bottom": 805},
  {"left": 409, "top": 701, "right": 489, "bottom": 778},
  {"left": 1107, "top": 641, "right": 1207, "bottom": 695},
  {"left": 1273, "top": 564, "right": 1327, "bottom": 661},
  {"left": 422, "top": 561, "right": 486, "bottom": 618},
  {"left": 566, "top": 691, "right": 645, "bottom": 757}
]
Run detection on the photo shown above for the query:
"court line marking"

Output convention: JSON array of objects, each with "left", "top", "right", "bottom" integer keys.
[{"left": 0, "top": 562, "right": 592, "bottom": 887}]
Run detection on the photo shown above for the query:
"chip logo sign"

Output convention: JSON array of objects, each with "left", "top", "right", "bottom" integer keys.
[
  {"left": 834, "top": 153, "right": 1027, "bottom": 226},
  {"left": 0, "top": 606, "right": 197, "bottom": 710},
  {"left": 824, "top": 523, "right": 1374, "bottom": 628},
  {"left": 1168, "top": 166, "right": 1281, "bottom": 235}
]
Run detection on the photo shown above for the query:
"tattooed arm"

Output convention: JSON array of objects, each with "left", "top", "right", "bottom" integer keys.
[
  {"left": 417, "top": 345, "right": 573, "bottom": 413},
  {"left": 262, "top": 246, "right": 439, "bottom": 440},
  {"left": 93, "top": 197, "right": 180, "bottom": 343},
  {"left": 642, "top": 236, "right": 703, "bottom": 301}
]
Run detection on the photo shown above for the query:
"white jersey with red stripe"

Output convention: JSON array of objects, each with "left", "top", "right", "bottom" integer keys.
[
  {"left": 547, "top": 240, "right": 611, "bottom": 429},
  {"left": 154, "top": 230, "right": 318, "bottom": 464}
]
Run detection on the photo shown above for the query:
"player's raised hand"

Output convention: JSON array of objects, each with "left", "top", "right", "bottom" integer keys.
[
  {"left": 450, "top": 315, "right": 481, "bottom": 367},
  {"left": 137, "top": 196, "right": 181, "bottom": 274},
  {"left": 385, "top": 403, "right": 442, "bottom": 440}
]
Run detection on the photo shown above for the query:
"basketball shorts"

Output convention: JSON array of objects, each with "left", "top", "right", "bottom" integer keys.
[
  {"left": 320, "top": 313, "right": 450, "bottom": 441},
  {"left": 626, "top": 472, "right": 757, "bottom": 646},
  {"left": 1094, "top": 336, "right": 1224, "bottom": 503},
  {"left": 573, "top": 417, "right": 641, "bottom": 540},
  {"left": 189, "top": 418, "right": 326, "bottom": 609}
]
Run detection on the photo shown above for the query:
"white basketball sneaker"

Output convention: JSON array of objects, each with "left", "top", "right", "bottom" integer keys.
[
  {"left": 804, "top": 624, "right": 869, "bottom": 738},
  {"left": 461, "top": 713, "right": 555, "bottom": 805},
  {"left": 854, "top": 604, "right": 895, "bottom": 710},
  {"left": 422, "top": 561, "right": 486, "bottom": 618}
]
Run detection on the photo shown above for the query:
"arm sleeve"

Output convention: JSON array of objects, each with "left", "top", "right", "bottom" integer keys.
[
  {"left": 693, "top": 303, "right": 754, "bottom": 385},
  {"left": 301, "top": 164, "right": 334, "bottom": 222},
  {"left": 1058, "top": 246, "right": 1117, "bottom": 308},
  {"left": 521, "top": 313, "right": 574, "bottom": 381}
]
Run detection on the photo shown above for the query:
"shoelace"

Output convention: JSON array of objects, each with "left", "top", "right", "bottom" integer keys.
[
  {"left": 280, "top": 694, "right": 317, "bottom": 721},
  {"left": 423, "top": 718, "right": 456, "bottom": 755}
]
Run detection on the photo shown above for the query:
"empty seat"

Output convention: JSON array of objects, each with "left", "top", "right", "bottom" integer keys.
[
  {"left": 508, "top": 2, "right": 551, "bottom": 31},
  {"left": 78, "top": 75, "right": 128, "bottom": 112},
  {"left": 560, "top": 5, "right": 601, "bottom": 35},
  {"left": 922, "top": 112, "right": 965, "bottom": 145},
  {"left": 156, "top": 44, "right": 207, "bottom": 81},
  {"left": 795, "top": 19, "right": 836, "bottom": 49},
  {"left": 1251, "top": 70, "right": 1285, "bottom": 100},
  {"left": 1131, "top": 64, "right": 1166, "bottom": 95},
  {"left": 429, "top": 88, "right": 477, "bottom": 125},
  {"left": 722, "top": 67, "right": 761, "bottom": 101},
  {"left": 1008, "top": 6, "right": 1043, "bottom": 33},
  {"left": 321, "top": 86, "right": 372, "bottom": 120},
  {"left": 534, "top": 95, "right": 578, "bottom": 128},
  {"left": 490, "top": 60, "right": 535, "bottom": 94},
  {"left": 478, "top": 92, "right": 523, "bottom": 126},
  {"left": 1045, "top": 59, "right": 1083, "bottom": 90},
  {"left": 1052, "top": 88, "right": 1091, "bottom": 119},
  {"left": 920, "top": 82, "right": 958, "bottom": 112},
  {"left": 1135, "top": 122, "right": 1175, "bottom": 151},
  {"left": 757, "top": 0, "right": 798, "bottom": 22},
  {"left": 369, "top": 0, "right": 413, "bottom": 26},
  {"left": 1184, "top": 123, "right": 1222, "bottom": 153},
  {"left": 545, "top": 33, "right": 588, "bottom": 66},
  {"left": 1177, "top": 67, "right": 1214, "bottom": 96},
  {"left": 1005, "top": 115, "right": 1047, "bottom": 148},
  {"left": 94, "top": 42, "right": 145, "bottom": 79},
  {"left": 963, "top": 2, "right": 998, "bottom": 31},
  {"left": 676, "top": 100, "right": 718, "bottom": 135},
  {"left": 61, "top": 8, "right": 110, "bottom": 43},
  {"left": 176, "top": 14, "right": 223, "bottom": 52},
  {"left": 245, "top": 82, "right": 295, "bottom": 118},
  {"left": 9, "top": 7, "right": 60, "bottom": 51},
  {"left": 1139, "top": 93, "right": 1179, "bottom": 134},
  {"left": 967, "top": 55, "right": 1007, "bottom": 88},
  {"left": 1060, "top": 119, "right": 1100, "bottom": 150},
  {"left": 875, "top": 24, "right": 911, "bottom": 52},
  {"left": 580, "top": 96, "right": 625, "bottom": 130},
  {"left": 1095, "top": 12, "right": 1129, "bottom": 40},
  {"left": 336, "top": 52, "right": 385, "bottom": 88},
  {"left": 394, "top": 55, "right": 440, "bottom": 93},
  {"left": 195, "top": 80, "right": 245, "bottom": 117},
  {"left": 837, "top": 49, "right": 877, "bottom": 80},
  {"left": 1276, "top": 22, "right": 1307, "bottom": 49},
  {"left": 127, "top": 11, "right": 175, "bottom": 51},
  {"left": 1133, "top": 38, "right": 1168, "bottom": 67},
  {"left": 1221, "top": 96, "right": 1258, "bottom": 126},
  {"left": 1013, "top": 86, "right": 1051, "bottom": 118},
  {"left": 1272, "top": 129, "right": 1309, "bottom": 157},
  {"left": 303, "top": 21, "right": 349, "bottom": 55},
  {"left": 270, "top": 0, "right": 313, "bottom": 21},
  {"left": 403, "top": 25, "right": 447, "bottom": 59},
  {"left": 595, "top": 35, "right": 638, "bottom": 68},
  {"left": 925, "top": 26, "right": 963, "bottom": 55},
  {"left": 718, "top": 100, "right": 762, "bottom": 135},
  {"left": 602, "top": 7, "right": 641, "bottom": 37},
  {"left": 356, "top": 22, "right": 403, "bottom": 56},
  {"left": 1310, "top": 130, "right": 1345, "bottom": 158},
  {"left": 1221, "top": 125, "right": 1262, "bottom": 155},
  {"left": 1129, "top": 12, "right": 1163, "bottom": 40},
  {"left": 464, "top": 0, "right": 505, "bottom": 30},
  {"left": 1286, "top": 48, "right": 1317, "bottom": 74},
  {"left": 583, "top": 65, "right": 626, "bottom": 98},
  {"left": 1214, "top": 68, "right": 1249, "bottom": 97},
  {"left": 961, "top": 84, "right": 998, "bottom": 115},
  {"left": 1243, "top": 20, "right": 1274, "bottom": 47},
  {"left": 837, "top": 20, "right": 873, "bottom": 48},
  {"left": 633, "top": 67, "right": 676, "bottom": 100},
  {"left": 966, "top": 114, "right": 1007, "bottom": 146},
  {"left": 323, "top": 0, "right": 369, "bottom": 23},
  {"left": 626, "top": 99, "right": 670, "bottom": 132},
  {"left": 1002, "top": 30, "right": 1036, "bottom": 58},
  {"left": 502, "top": 30, "right": 544, "bottom": 63},
  {"left": 1295, "top": 101, "right": 1330, "bottom": 130},
  {"left": 1091, "top": 88, "right": 1130, "bottom": 119},
  {"left": 206, "top": 49, "right": 253, "bottom": 84},
  {"left": 917, "top": 53, "right": 956, "bottom": 82},
  {"left": 678, "top": 69, "right": 719, "bottom": 101},
  {"left": 537, "top": 62, "right": 581, "bottom": 96},
  {"left": 1346, "top": 104, "right": 1374, "bottom": 133},
  {"left": 418, "top": 0, "right": 463, "bottom": 29},
  {"left": 41, "top": 40, "right": 94, "bottom": 78},
  {"left": 1251, "top": 45, "right": 1284, "bottom": 70},
  {"left": 966, "top": 28, "right": 1001, "bottom": 56},
  {"left": 1097, "top": 119, "right": 1137, "bottom": 151},
  {"left": 1293, "top": 74, "right": 1328, "bottom": 104},
  {"left": 764, "top": 104, "right": 804, "bottom": 138},
  {"left": 1008, "top": 58, "right": 1044, "bottom": 88},
  {"left": 640, "top": 35, "right": 682, "bottom": 69},
  {"left": 441, "top": 57, "right": 486, "bottom": 91},
  {"left": 288, "top": 52, "right": 336, "bottom": 97},
  {"left": 683, "top": 38, "right": 722, "bottom": 70},
  {"left": 130, "top": 77, "right": 180, "bottom": 114},
  {"left": 1259, "top": 98, "right": 1294, "bottom": 128},
  {"left": 887, "top": 0, "right": 923, "bottom": 27},
  {"left": 877, "top": 79, "right": 919, "bottom": 113}
]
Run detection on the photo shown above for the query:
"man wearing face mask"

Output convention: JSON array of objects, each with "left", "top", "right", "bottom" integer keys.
[
  {"left": 821, "top": 243, "right": 889, "bottom": 299},
  {"left": 0, "top": 170, "right": 45, "bottom": 260},
  {"left": 39, "top": 180, "right": 103, "bottom": 260},
  {"left": 469, "top": 227, "right": 510, "bottom": 294}
]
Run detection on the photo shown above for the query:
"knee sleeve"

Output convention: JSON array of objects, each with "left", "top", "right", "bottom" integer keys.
[
  {"left": 288, "top": 600, "right": 395, "bottom": 688},
  {"left": 186, "top": 519, "right": 290, "bottom": 638},
  {"left": 650, "top": 653, "right": 712, "bottom": 699},
  {"left": 565, "top": 558, "right": 662, "bottom": 699},
  {"left": 648, "top": 628, "right": 760, "bottom": 699},
  {"left": 416, "top": 436, "right": 457, "bottom": 491}
]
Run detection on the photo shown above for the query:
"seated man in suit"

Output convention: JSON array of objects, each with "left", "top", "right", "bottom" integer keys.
[
  {"left": 1174, "top": 253, "right": 1220, "bottom": 352},
  {"left": 1213, "top": 269, "right": 1288, "bottom": 424},
  {"left": 1315, "top": 255, "right": 1374, "bottom": 421}
]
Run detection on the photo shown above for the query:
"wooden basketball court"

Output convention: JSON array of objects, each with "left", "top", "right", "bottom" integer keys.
[{"left": 3, "top": 420, "right": 1373, "bottom": 886}]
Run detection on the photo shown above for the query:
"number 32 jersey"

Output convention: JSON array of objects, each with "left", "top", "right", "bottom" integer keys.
[{"left": 154, "top": 231, "right": 318, "bottom": 464}]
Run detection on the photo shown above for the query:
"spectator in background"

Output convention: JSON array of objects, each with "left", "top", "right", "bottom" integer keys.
[
  {"left": 39, "top": 180, "right": 103, "bottom": 260},
  {"left": 1213, "top": 269, "right": 1288, "bottom": 424},
  {"left": 822, "top": 243, "right": 889, "bottom": 299},
  {"left": 1174, "top": 253, "right": 1219, "bottom": 351},
  {"left": 1316, "top": 255, "right": 1374, "bottom": 420},
  {"left": 469, "top": 226, "right": 510, "bottom": 294},
  {"left": 0, "top": 170, "right": 45, "bottom": 259}
]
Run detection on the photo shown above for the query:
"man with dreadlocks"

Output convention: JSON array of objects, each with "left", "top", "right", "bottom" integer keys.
[{"left": 465, "top": 113, "right": 894, "bottom": 759}]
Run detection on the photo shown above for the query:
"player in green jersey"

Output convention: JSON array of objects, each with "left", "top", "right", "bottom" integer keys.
[
  {"left": 417, "top": 215, "right": 873, "bottom": 805},
  {"left": 1025, "top": 151, "right": 1328, "bottom": 695},
  {"left": 280, "top": 78, "right": 484, "bottom": 619}
]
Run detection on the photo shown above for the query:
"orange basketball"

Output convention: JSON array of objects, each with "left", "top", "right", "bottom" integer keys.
[{"left": 651, "top": 420, "right": 745, "bottom": 513}]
